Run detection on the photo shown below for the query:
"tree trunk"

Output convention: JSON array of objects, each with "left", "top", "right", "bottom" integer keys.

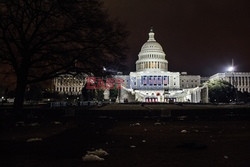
[{"left": 13, "top": 75, "right": 27, "bottom": 114}]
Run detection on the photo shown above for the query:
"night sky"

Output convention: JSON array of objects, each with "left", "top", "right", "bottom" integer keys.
[{"left": 104, "top": 0, "right": 250, "bottom": 76}]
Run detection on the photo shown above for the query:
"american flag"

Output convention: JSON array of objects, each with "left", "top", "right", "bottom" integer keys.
[
  {"left": 149, "top": 76, "right": 153, "bottom": 84},
  {"left": 154, "top": 77, "right": 157, "bottom": 84},
  {"left": 158, "top": 77, "right": 162, "bottom": 84},
  {"left": 163, "top": 76, "right": 168, "bottom": 84},
  {"left": 143, "top": 77, "right": 147, "bottom": 84}
]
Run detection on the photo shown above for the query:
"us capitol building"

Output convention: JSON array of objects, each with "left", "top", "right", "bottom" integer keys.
[{"left": 115, "top": 28, "right": 208, "bottom": 103}]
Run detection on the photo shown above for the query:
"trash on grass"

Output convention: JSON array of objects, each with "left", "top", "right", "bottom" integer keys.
[
  {"left": 28, "top": 122, "right": 40, "bottom": 127},
  {"left": 15, "top": 121, "right": 25, "bottom": 127},
  {"left": 130, "top": 123, "right": 141, "bottom": 126},
  {"left": 26, "top": 137, "right": 43, "bottom": 142},
  {"left": 154, "top": 122, "right": 161, "bottom": 126},
  {"left": 82, "top": 154, "right": 104, "bottom": 161},
  {"left": 177, "top": 116, "right": 187, "bottom": 121},
  {"left": 181, "top": 130, "right": 188, "bottom": 133},
  {"left": 87, "top": 149, "right": 109, "bottom": 157},
  {"left": 53, "top": 121, "right": 62, "bottom": 125}
]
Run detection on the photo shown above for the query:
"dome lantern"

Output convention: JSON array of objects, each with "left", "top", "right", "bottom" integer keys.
[{"left": 148, "top": 27, "right": 156, "bottom": 42}]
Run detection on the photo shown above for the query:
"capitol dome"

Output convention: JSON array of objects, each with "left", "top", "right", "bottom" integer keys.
[{"left": 136, "top": 28, "right": 168, "bottom": 72}]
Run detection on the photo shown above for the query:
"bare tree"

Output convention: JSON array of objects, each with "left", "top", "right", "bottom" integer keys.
[{"left": 0, "top": 0, "right": 128, "bottom": 111}]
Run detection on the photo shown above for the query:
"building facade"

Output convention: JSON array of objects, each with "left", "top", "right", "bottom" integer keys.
[
  {"left": 53, "top": 73, "right": 86, "bottom": 95},
  {"left": 180, "top": 72, "right": 201, "bottom": 89},
  {"left": 210, "top": 72, "right": 250, "bottom": 93}
]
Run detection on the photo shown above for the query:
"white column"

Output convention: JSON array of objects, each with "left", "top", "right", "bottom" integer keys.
[{"left": 237, "top": 77, "right": 239, "bottom": 90}]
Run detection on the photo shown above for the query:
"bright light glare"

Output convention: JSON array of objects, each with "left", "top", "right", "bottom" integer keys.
[{"left": 227, "top": 66, "right": 234, "bottom": 72}]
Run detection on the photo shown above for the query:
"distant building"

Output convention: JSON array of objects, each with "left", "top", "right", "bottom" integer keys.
[
  {"left": 53, "top": 73, "right": 86, "bottom": 95},
  {"left": 201, "top": 77, "right": 209, "bottom": 84},
  {"left": 209, "top": 72, "right": 250, "bottom": 93},
  {"left": 180, "top": 72, "right": 201, "bottom": 89}
]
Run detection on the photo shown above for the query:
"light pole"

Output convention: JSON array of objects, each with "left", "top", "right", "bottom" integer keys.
[{"left": 227, "top": 59, "right": 237, "bottom": 102}]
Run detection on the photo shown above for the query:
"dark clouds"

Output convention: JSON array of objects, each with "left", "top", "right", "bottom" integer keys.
[{"left": 104, "top": 0, "right": 250, "bottom": 76}]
